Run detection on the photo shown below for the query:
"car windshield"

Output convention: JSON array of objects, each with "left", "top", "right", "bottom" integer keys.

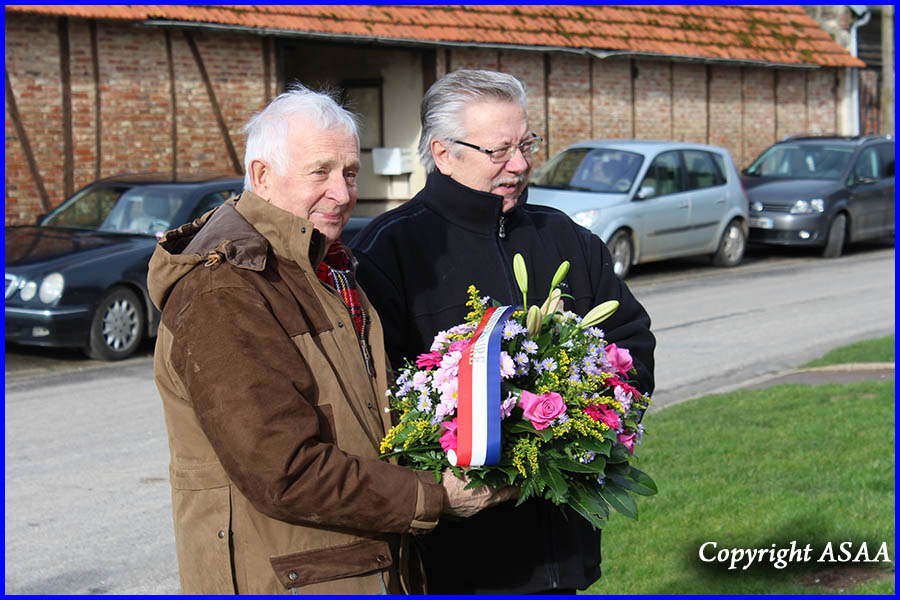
[
  {"left": 531, "top": 148, "right": 644, "bottom": 193},
  {"left": 96, "top": 188, "right": 185, "bottom": 235},
  {"left": 744, "top": 143, "right": 854, "bottom": 180},
  {"left": 40, "top": 184, "right": 132, "bottom": 229}
]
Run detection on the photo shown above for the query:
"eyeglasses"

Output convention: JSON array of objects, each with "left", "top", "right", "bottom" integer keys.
[{"left": 451, "top": 135, "right": 543, "bottom": 163}]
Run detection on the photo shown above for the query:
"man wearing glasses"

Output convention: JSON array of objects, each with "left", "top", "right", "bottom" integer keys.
[{"left": 352, "top": 69, "right": 655, "bottom": 594}]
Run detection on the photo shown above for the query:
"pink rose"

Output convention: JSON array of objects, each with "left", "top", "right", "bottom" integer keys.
[
  {"left": 518, "top": 390, "right": 566, "bottom": 430},
  {"left": 606, "top": 343, "right": 633, "bottom": 376},
  {"left": 416, "top": 351, "right": 443, "bottom": 369},
  {"left": 582, "top": 403, "right": 621, "bottom": 430},
  {"left": 617, "top": 431, "right": 636, "bottom": 455},
  {"left": 439, "top": 418, "right": 458, "bottom": 452}
]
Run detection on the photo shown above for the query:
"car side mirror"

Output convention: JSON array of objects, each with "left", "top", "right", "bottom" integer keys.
[{"left": 636, "top": 186, "right": 655, "bottom": 200}]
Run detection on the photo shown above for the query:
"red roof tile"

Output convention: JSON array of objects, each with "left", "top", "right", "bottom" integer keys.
[{"left": 5, "top": 4, "right": 865, "bottom": 68}]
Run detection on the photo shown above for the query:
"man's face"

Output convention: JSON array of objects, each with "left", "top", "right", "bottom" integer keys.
[
  {"left": 252, "top": 119, "right": 360, "bottom": 246},
  {"left": 435, "top": 100, "right": 533, "bottom": 212}
]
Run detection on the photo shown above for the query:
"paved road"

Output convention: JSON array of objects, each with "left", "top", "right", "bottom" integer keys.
[{"left": 4, "top": 243, "right": 895, "bottom": 594}]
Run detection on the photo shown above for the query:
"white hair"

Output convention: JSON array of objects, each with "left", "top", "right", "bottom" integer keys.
[
  {"left": 242, "top": 83, "right": 359, "bottom": 191},
  {"left": 417, "top": 70, "right": 528, "bottom": 173}
]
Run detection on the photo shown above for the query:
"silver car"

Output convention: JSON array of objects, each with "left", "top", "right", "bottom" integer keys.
[{"left": 528, "top": 140, "right": 749, "bottom": 278}]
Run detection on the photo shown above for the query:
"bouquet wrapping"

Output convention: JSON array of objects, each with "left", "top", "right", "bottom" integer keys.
[{"left": 379, "top": 255, "right": 656, "bottom": 529}]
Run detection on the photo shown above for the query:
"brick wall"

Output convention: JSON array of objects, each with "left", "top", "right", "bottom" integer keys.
[
  {"left": 634, "top": 60, "right": 673, "bottom": 141},
  {"left": 708, "top": 66, "right": 744, "bottom": 166},
  {"left": 672, "top": 63, "right": 707, "bottom": 143},
  {"left": 742, "top": 68, "right": 776, "bottom": 169},
  {"left": 775, "top": 70, "right": 808, "bottom": 140},
  {"left": 592, "top": 59, "right": 633, "bottom": 139},
  {"left": 547, "top": 54, "right": 592, "bottom": 157},
  {"left": 5, "top": 14, "right": 267, "bottom": 225}
]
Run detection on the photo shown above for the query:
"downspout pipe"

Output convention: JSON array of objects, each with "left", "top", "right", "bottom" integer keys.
[{"left": 848, "top": 6, "right": 872, "bottom": 135}]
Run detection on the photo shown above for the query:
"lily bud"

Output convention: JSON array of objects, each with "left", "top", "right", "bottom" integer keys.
[
  {"left": 512, "top": 253, "right": 529, "bottom": 310},
  {"left": 540, "top": 287, "right": 563, "bottom": 318},
  {"left": 526, "top": 305, "right": 543, "bottom": 338},
  {"left": 578, "top": 300, "right": 619, "bottom": 329},
  {"left": 549, "top": 261, "right": 570, "bottom": 293}
]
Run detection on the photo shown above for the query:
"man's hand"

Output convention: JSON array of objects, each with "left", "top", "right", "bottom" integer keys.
[{"left": 440, "top": 469, "right": 519, "bottom": 519}]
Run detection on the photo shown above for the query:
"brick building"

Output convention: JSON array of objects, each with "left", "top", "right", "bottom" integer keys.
[{"left": 5, "top": 5, "right": 867, "bottom": 225}]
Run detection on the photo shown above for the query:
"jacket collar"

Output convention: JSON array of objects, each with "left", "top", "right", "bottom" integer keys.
[{"left": 419, "top": 171, "right": 529, "bottom": 235}]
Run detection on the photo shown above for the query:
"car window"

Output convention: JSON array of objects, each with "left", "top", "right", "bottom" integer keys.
[
  {"left": 98, "top": 189, "right": 185, "bottom": 235},
  {"left": 745, "top": 143, "right": 853, "bottom": 180},
  {"left": 683, "top": 150, "right": 725, "bottom": 190},
  {"left": 188, "top": 189, "right": 241, "bottom": 222},
  {"left": 876, "top": 143, "right": 895, "bottom": 178},
  {"left": 849, "top": 147, "right": 880, "bottom": 185},
  {"left": 530, "top": 148, "right": 591, "bottom": 188},
  {"left": 639, "top": 151, "right": 683, "bottom": 197},
  {"left": 40, "top": 185, "right": 132, "bottom": 228}
]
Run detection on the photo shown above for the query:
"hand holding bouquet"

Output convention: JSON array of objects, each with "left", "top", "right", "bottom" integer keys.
[{"left": 379, "top": 255, "right": 656, "bottom": 529}]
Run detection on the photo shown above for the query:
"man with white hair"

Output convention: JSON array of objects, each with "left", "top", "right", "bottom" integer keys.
[
  {"left": 148, "top": 84, "right": 508, "bottom": 595},
  {"left": 352, "top": 70, "right": 656, "bottom": 594}
]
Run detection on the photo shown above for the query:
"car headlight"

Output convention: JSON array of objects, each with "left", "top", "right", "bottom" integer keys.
[
  {"left": 789, "top": 198, "right": 825, "bottom": 214},
  {"left": 572, "top": 209, "right": 601, "bottom": 229},
  {"left": 19, "top": 280, "right": 37, "bottom": 301},
  {"left": 38, "top": 273, "right": 65, "bottom": 304}
]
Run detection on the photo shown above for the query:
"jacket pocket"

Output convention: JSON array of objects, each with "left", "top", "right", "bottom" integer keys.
[{"left": 269, "top": 538, "right": 392, "bottom": 589}]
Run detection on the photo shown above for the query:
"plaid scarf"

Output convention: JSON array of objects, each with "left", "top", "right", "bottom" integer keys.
[{"left": 316, "top": 241, "right": 374, "bottom": 375}]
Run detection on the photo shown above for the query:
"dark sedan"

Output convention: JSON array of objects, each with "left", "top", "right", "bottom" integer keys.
[
  {"left": 742, "top": 135, "right": 894, "bottom": 257},
  {"left": 5, "top": 174, "right": 244, "bottom": 360}
]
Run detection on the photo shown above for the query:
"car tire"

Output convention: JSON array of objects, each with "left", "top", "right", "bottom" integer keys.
[
  {"left": 822, "top": 213, "right": 847, "bottom": 258},
  {"left": 712, "top": 219, "right": 746, "bottom": 268},
  {"left": 607, "top": 230, "right": 633, "bottom": 279},
  {"left": 87, "top": 286, "right": 145, "bottom": 361}
]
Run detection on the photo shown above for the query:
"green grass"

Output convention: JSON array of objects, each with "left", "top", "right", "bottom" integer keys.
[
  {"left": 803, "top": 335, "right": 895, "bottom": 368},
  {"left": 585, "top": 379, "right": 895, "bottom": 595}
]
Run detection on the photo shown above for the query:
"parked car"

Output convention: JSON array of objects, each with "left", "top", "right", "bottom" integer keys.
[
  {"left": 528, "top": 140, "right": 749, "bottom": 278},
  {"left": 5, "top": 173, "right": 244, "bottom": 360},
  {"left": 741, "top": 134, "right": 895, "bottom": 257}
]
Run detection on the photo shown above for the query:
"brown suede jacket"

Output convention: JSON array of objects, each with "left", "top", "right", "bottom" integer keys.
[{"left": 148, "top": 191, "right": 443, "bottom": 594}]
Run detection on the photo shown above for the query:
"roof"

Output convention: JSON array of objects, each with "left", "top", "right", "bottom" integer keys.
[
  {"left": 565, "top": 139, "right": 734, "bottom": 155},
  {"left": 6, "top": 5, "right": 865, "bottom": 68}
]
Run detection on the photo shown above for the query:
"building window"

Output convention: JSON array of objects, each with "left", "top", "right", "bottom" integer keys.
[{"left": 341, "top": 79, "right": 384, "bottom": 151}]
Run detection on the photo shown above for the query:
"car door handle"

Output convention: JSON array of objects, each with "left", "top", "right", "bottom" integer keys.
[{"left": 679, "top": 201, "right": 689, "bottom": 209}]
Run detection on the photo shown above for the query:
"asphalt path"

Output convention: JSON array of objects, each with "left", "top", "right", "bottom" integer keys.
[{"left": 3, "top": 243, "right": 895, "bottom": 594}]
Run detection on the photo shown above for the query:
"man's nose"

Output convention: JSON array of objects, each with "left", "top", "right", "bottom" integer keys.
[
  {"left": 328, "top": 175, "right": 352, "bottom": 205},
  {"left": 505, "top": 146, "right": 530, "bottom": 173}
]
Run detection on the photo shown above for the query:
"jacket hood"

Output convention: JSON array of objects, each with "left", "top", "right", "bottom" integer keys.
[{"left": 147, "top": 191, "right": 328, "bottom": 311}]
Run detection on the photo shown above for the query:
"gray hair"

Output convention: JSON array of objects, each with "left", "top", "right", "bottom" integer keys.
[
  {"left": 417, "top": 69, "right": 528, "bottom": 173},
  {"left": 242, "top": 83, "right": 359, "bottom": 191}
]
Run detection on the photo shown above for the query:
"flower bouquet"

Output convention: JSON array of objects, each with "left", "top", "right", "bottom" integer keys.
[{"left": 379, "top": 254, "right": 656, "bottom": 529}]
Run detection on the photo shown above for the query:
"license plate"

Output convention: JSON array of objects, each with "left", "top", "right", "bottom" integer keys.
[{"left": 750, "top": 217, "right": 773, "bottom": 229}]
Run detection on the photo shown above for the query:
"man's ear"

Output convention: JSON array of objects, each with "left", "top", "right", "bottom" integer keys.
[
  {"left": 431, "top": 139, "right": 454, "bottom": 176},
  {"left": 248, "top": 159, "right": 270, "bottom": 200}
]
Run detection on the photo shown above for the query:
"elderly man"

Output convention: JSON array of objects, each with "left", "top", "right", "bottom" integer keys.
[
  {"left": 148, "top": 85, "right": 506, "bottom": 595},
  {"left": 351, "top": 70, "right": 656, "bottom": 594}
]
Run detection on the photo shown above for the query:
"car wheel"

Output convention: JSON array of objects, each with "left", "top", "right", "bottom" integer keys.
[
  {"left": 822, "top": 213, "right": 847, "bottom": 258},
  {"left": 712, "top": 219, "right": 746, "bottom": 267},
  {"left": 87, "top": 286, "right": 145, "bottom": 361},
  {"left": 607, "top": 230, "right": 633, "bottom": 279}
]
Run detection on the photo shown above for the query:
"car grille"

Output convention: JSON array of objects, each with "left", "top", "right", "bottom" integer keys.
[
  {"left": 5, "top": 273, "right": 21, "bottom": 299},
  {"left": 757, "top": 203, "right": 793, "bottom": 213}
]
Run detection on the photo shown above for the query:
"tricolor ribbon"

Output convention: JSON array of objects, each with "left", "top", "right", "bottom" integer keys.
[{"left": 448, "top": 305, "right": 519, "bottom": 467}]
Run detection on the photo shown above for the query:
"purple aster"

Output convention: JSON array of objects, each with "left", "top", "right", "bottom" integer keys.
[
  {"left": 502, "top": 320, "right": 527, "bottom": 340},
  {"left": 522, "top": 340, "right": 539, "bottom": 355}
]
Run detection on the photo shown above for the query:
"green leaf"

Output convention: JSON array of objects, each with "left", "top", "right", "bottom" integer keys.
[
  {"left": 556, "top": 455, "right": 606, "bottom": 473},
  {"left": 540, "top": 463, "right": 569, "bottom": 503},
  {"left": 607, "top": 444, "right": 632, "bottom": 463},
  {"left": 628, "top": 466, "right": 658, "bottom": 495},
  {"left": 608, "top": 473, "right": 656, "bottom": 496},
  {"left": 538, "top": 427, "right": 554, "bottom": 442},
  {"left": 568, "top": 485, "right": 610, "bottom": 530},
  {"left": 598, "top": 483, "right": 638, "bottom": 518},
  {"left": 577, "top": 437, "right": 612, "bottom": 456},
  {"left": 508, "top": 420, "right": 538, "bottom": 435}
]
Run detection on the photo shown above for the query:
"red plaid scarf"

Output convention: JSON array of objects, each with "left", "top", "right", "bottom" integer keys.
[{"left": 316, "top": 242, "right": 374, "bottom": 374}]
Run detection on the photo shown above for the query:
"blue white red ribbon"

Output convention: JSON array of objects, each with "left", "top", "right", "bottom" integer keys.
[{"left": 448, "top": 305, "right": 519, "bottom": 467}]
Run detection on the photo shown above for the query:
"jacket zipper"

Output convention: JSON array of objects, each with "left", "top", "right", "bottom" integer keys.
[
  {"left": 498, "top": 215, "right": 507, "bottom": 238},
  {"left": 319, "top": 280, "right": 376, "bottom": 378}
]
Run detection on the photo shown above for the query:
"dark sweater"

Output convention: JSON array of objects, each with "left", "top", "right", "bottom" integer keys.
[{"left": 351, "top": 171, "right": 656, "bottom": 594}]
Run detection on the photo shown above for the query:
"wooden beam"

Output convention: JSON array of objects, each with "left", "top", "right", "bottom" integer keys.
[
  {"left": 184, "top": 31, "right": 242, "bottom": 175},
  {"left": 5, "top": 70, "right": 51, "bottom": 213},
  {"left": 165, "top": 30, "right": 178, "bottom": 179},
  {"left": 90, "top": 20, "right": 102, "bottom": 179},
  {"left": 58, "top": 17, "right": 74, "bottom": 197}
]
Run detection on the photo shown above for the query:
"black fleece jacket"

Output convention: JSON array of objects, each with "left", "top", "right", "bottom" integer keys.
[{"left": 351, "top": 171, "right": 656, "bottom": 594}]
